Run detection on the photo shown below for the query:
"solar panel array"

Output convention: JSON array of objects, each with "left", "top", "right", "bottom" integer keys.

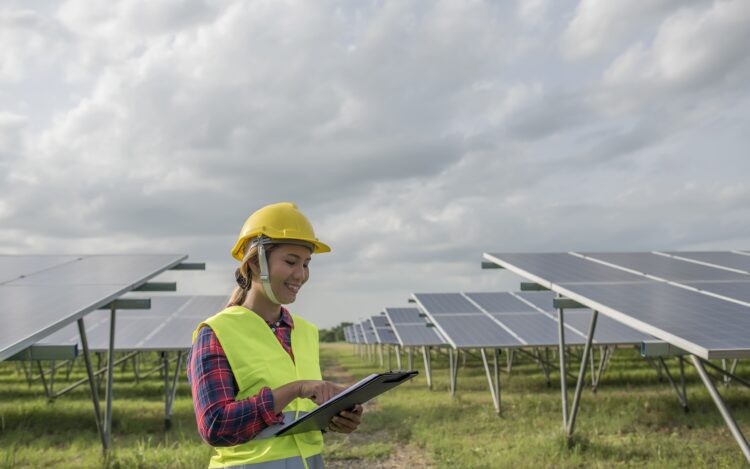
[
  {"left": 38, "top": 296, "right": 226, "bottom": 352},
  {"left": 411, "top": 291, "right": 649, "bottom": 349},
  {"left": 484, "top": 251, "right": 750, "bottom": 359},
  {"left": 0, "top": 254, "right": 186, "bottom": 362}
]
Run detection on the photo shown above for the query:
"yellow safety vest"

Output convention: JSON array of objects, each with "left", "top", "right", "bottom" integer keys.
[{"left": 193, "top": 306, "right": 324, "bottom": 468}]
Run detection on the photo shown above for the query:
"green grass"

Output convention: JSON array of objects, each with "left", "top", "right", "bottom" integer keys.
[
  {"left": 0, "top": 346, "right": 748, "bottom": 468},
  {"left": 321, "top": 344, "right": 750, "bottom": 469}
]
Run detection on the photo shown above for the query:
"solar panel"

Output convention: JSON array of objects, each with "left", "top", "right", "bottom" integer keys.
[
  {"left": 38, "top": 296, "right": 227, "bottom": 352},
  {"left": 663, "top": 251, "right": 750, "bottom": 274},
  {"left": 683, "top": 281, "right": 750, "bottom": 304},
  {"left": 382, "top": 307, "right": 445, "bottom": 347},
  {"left": 490, "top": 313, "right": 586, "bottom": 345},
  {"left": 557, "top": 281, "right": 750, "bottom": 358},
  {"left": 0, "top": 255, "right": 79, "bottom": 284},
  {"left": 413, "top": 293, "right": 523, "bottom": 348},
  {"left": 485, "top": 252, "right": 643, "bottom": 285},
  {"left": 412, "top": 293, "right": 480, "bottom": 315},
  {"left": 370, "top": 315, "right": 398, "bottom": 344},
  {"left": 464, "top": 292, "right": 538, "bottom": 313},
  {"left": 361, "top": 320, "right": 377, "bottom": 344},
  {"left": 580, "top": 252, "right": 750, "bottom": 282},
  {"left": 515, "top": 291, "right": 556, "bottom": 311}
]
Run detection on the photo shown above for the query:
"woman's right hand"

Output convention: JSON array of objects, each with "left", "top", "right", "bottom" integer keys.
[{"left": 296, "top": 380, "right": 346, "bottom": 405}]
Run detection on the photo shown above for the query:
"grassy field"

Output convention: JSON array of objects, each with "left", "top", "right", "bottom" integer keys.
[{"left": 0, "top": 344, "right": 748, "bottom": 468}]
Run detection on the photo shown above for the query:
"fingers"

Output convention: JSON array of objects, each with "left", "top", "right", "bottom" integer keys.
[{"left": 330, "top": 414, "right": 359, "bottom": 433}]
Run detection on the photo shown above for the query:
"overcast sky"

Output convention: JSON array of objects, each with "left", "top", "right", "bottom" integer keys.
[{"left": 2, "top": 0, "right": 749, "bottom": 328}]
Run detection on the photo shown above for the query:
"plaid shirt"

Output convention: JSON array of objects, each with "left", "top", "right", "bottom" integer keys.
[{"left": 187, "top": 307, "right": 295, "bottom": 447}]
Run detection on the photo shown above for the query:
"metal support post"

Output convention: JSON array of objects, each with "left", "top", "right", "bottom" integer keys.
[
  {"left": 506, "top": 349, "right": 515, "bottom": 374},
  {"left": 422, "top": 346, "right": 432, "bottom": 390},
  {"left": 36, "top": 361, "right": 50, "bottom": 398},
  {"left": 690, "top": 356, "right": 750, "bottom": 463},
  {"left": 566, "top": 310, "right": 598, "bottom": 438},
  {"left": 163, "top": 351, "right": 184, "bottom": 430},
  {"left": 658, "top": 357, "right": 688, "bottom": 411},
  {"left": 103, "top": 305, "right": 117, "bottom": 449},
  {"left": 480, "top": 348, "right": 501, "bottom": 414},
  {"left": 77, "top": 317, "right": 106, "bottom": 450},
  {"left": 557, "top": 303, "right": 569, "bottom": 429}
]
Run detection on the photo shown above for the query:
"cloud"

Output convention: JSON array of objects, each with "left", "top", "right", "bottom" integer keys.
[{"left": 1, "top": 0, "right": 749, "bottom": 327}]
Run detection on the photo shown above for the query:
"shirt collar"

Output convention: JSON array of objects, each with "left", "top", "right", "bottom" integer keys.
[{"left": 273, "top": 307, "right": 294, "bottom": 329}]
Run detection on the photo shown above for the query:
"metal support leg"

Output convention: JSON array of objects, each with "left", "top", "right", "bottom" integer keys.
[
  {"left": 506, "top": 349, "right": 515, "bottom": 375},
  {"left": 480, "top": 348, "right": 501, "bottom": 415},
  {"left": 36, "top": 361, "right": 50, "bottom": 398},
  {"left": 164, "top": 351, "right": 184, "bottom": 430},
  {"left": 690, "top": 356, "right": 750, "bottom": 463},
  {"left": 449, "top": 348, "right": 456, "bottom": 396},
  {"left": 422, "top": 346, "right": 432, "bottom": 390},
  {"left": 658, "top": 357, "right": 688, "bottom": 412},
  {"left": 78, "top": 318, "right": 106, "bottom": 450},
  {"left": 567, "top": 310, "right": 598, "bottom": 438},
  {"left": 557, "top": 305, "right": 569, "bottom": 429},
  {"left": 103, "top": 305, "right": 117, "bottom": 449}
]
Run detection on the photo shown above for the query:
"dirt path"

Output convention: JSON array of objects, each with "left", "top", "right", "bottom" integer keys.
[{"left": 321, "top": 356, "right": 436, "bottom": 469}]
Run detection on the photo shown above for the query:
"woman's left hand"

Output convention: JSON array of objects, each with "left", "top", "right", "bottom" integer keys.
[{"left": 328, "top": 404, "right": 364, "bottom": 433}]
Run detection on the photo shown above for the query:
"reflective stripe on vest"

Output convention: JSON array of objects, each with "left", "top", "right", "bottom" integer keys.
[
  {"left": 226, "top": 454, "right": 324, "bottom": 469},
  {"left": 194, "top": 306, "right": 324, "bottom": 468}
]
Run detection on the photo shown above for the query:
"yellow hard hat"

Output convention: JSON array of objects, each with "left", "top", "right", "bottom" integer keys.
[{"left": 231, "top": 202, "right": 331, "bottom": 261}]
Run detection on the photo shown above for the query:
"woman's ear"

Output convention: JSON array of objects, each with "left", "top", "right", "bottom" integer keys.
[{"left": 246, "top": 258, "right": 260, "bottom": 278}]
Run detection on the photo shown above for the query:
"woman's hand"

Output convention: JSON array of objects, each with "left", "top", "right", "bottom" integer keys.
[
  {"left": 328, "top": 404, "right": 363, "bottom": 433},
  {"left": 297, "top": 380, "right": 346, "bottom": 405}
]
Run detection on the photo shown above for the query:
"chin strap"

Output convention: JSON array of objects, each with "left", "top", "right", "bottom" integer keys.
[{"left": 256, "top": 237, "right": 282, "bottom": 305}]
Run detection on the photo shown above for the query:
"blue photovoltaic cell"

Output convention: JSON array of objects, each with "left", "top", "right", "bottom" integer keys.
[
  {"left": 385, "top": 308, "right": 424, "bottom": 324},
  {"left": 665, "top": 251, "right": 750, "bottom": 273},
  {"left": 361, "top": 321, "right": 378, "bottom": 344},
  {"left": 413, "top": 293, "right": 480, "bottom": 315},
  {"left": 684, "top": 282, "right": 750, "bottom": 305},
  {"left": 564, "top": 281, "right": 750, "bottom": 356},
  {"left": 370, "top": 315, "right": 398, "bottom": 344},
  {"left": 515, "top": 291, "right": 556, "bottom": 312},
  {"left": 464, "top": 292, "right": 537, "bottom": 313},
  {"left": 39, "top": 296, "right": 226, "bottom": 352},
  {"left": 383, "top": 307, "right": 445, "bottom": 347},
  {"left": 431, "top": 314, "right": 523, "bottom": 348},
  {"left": 0, "top": 255, "right": 79, "bottom": 284},
  {"left": 491, "top": 313, "right": 586, "bottom": 346},
  {"left": 581, "top": 252, "right": 750, "bottom": 282},
  {"left": 562, "top": 311, "right": 651, "bottom": 345},
  {"left": 486, "top": 252, "right": 643, "bottom": 284}
]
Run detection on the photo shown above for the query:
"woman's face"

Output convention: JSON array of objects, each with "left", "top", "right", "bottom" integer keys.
[{"left": 267, "top": 244, "right": 312, "bottom": 304}]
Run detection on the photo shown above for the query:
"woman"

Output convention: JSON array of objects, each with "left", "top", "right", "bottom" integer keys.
[{"left": 188, "top": 202, "right": 363, "bottom": 469}]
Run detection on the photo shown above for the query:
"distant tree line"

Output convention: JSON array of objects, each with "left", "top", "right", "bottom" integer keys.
[{"left": 319, "top": 322, "right": 352, "bottom": 342}]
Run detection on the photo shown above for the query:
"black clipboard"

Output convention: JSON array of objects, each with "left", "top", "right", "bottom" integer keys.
[{"left": 274, "top": 370, "right": 418, "bottom": 437}]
